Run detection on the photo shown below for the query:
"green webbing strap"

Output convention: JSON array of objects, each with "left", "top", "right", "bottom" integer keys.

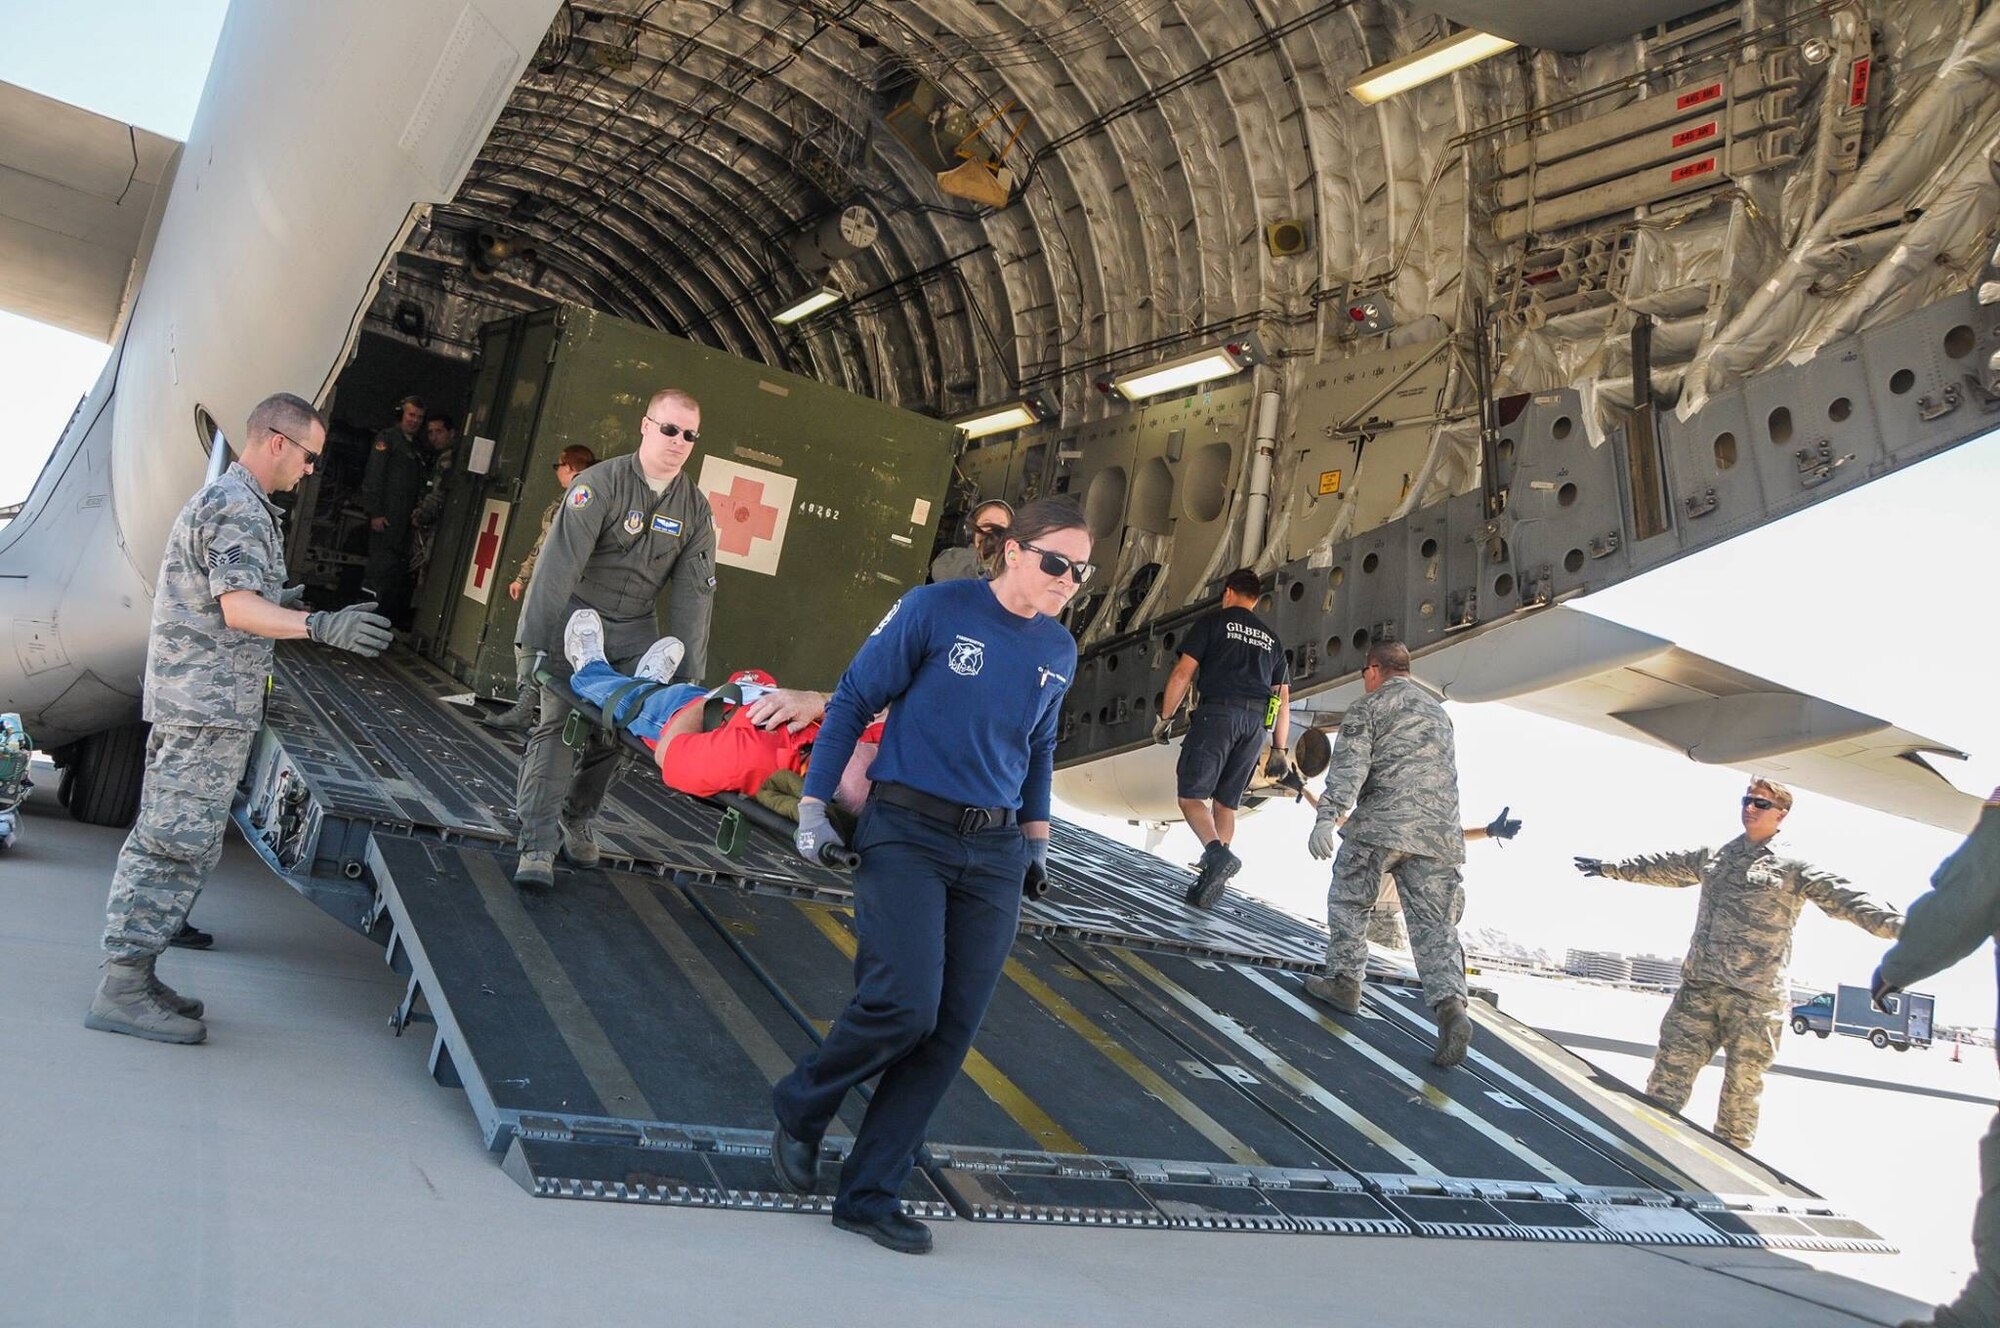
[{"left": 599, "top": 679, "right": 671, "bottom": 736}]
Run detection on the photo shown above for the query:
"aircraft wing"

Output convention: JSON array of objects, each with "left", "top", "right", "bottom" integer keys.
[
  {"left": 0, "top": 80, "right": 178, "bottom": 342},
  {"left": 1295, "top": 605, "right": 1982, "bottom": 835}
]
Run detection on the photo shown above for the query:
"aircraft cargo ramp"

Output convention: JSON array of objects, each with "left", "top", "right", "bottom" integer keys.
[{"left": 232, "top": 642, "right": 1889, "bottom": 1252}]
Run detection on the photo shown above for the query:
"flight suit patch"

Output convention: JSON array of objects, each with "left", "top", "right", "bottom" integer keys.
[
  {"left": 652, "top": 514, "right": 682, "bottom": 535},
  {"left": 623, "top": 510, "right": 644, "bottom": 534},
  {"left": 568, "top": 485, "right": 594, "bottom": 508}
]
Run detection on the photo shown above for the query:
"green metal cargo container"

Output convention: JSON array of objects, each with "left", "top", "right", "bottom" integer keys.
[{"left": 411, "top": 305, "right": 956, "bottom": 695}]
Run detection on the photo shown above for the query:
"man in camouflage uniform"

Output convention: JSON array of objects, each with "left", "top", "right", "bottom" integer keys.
[
  {"left": 1303, "top": 640, "right": 1475, "bottom": 1067},
  {"left": 481, "top": 443, "right": 597, "bottom": 733},
  {"left": 1876, "top": 787, "right": 2000, "bottom": 1328},
  {"left": 513, "top": 388, "right": 716, "bottom": 888},
  {"left": 405, "top": 411, "right": 458, "bottom": 592},
  {"left": 1574, "top": 779, "right": 1903, "bottom": 1148},
  {"left": 1369, "top": 807, "right": 1521, "bottom": 947},
  {"left": 86, "top": 394, "right": 392, "bottom": 1045}
]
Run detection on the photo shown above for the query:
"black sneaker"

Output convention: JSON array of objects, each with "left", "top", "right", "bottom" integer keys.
[
  {"left": 169, "top": 921, "right": 214, "bottom": 950},
  {"left": 1189, "top": 843, "right": 1241, "bottom": 909}
]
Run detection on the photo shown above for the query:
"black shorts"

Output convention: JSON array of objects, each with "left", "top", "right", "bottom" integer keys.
[{"left": 1175, "top": 703, "right": 1267, "bottom": 807}]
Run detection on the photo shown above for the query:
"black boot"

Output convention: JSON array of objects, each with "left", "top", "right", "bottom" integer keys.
[{"left": 481, "top": 683, "right": 539, "bottom": 732}]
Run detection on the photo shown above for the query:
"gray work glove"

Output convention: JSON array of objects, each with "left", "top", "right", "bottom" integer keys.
[
  {"left": 794, "top": 798, "right": 851, "bottom": 869},
  {"left": 1573, "top": 856, "right": 1607, "bottom": 877},
  {"left": 306, "top": 601, "right": 393, "bottom": 658},
  {"left": 1308, "top": 804, "right": 1341, "bottom": 861},
  {"left": 1486, "top": 806, "right": 1522, "bottom": 841},
  {"left": 1023, "top": 835, "right": 1051, "bottom": 900},
  {"left": 1264, "top": 748, "right": 1293, "bottom": 779},
  {"left": 1152, "top": 715, "right": 1174, "bottom": 744},
  {"left": 276, "top": 584, "right": 307, "bottom": 609}
]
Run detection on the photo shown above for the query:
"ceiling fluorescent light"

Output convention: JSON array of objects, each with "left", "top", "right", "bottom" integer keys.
[
  {"left": 772, "top": 283, "right": 844, "bottom": 325},
  {"left": 953, "top": 401, "right": 1042, "bottom": 440},
  {"left": 1110, "top": 343, "right": 1252, "bottom": 401},
  {"left": 1347, "top": 29, "right": 1516, "bottom": 106}
]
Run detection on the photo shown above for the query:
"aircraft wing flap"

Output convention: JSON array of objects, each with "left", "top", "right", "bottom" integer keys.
[
  {"left": 0, "top": 80, "right": 179, "bottom": 341},
  {"left": 1288, "top": 605, "right": 1982, "bottom": 834}
]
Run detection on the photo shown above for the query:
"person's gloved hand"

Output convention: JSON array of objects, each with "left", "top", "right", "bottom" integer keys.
[
  {"left": 306, "top": 602, "right": 393, "bottom": 657},
  {"left": 1152, "top": 715, "right": 1173, "bottom": 745},
  {"left": 276, "top": 584, "right": 307, "bottom": 609},
  {"left": 1308, "top": 806, "right": 1341, "bottom": 861},
  {"left": 1870, "top": 965, "right": 1902, "bottom": 1014},
  {"left": 1486, "top": 805, "right": 1522, "bottom": 840},
  {"left": 1023, "top": 835, "right": 1051, "bottom": 900},
  {"left": 1573, "top": 856, "right": 1607, "bottom": 877},
  {"left": 1264, "top": 748, "right": 1292, "bottom": 779},
  {"left": 794, "top": 798, "right": 850, "bottom": 869}
]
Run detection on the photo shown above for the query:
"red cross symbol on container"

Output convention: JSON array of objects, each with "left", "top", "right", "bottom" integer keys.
[
  {"left": 471, "top": 510, "right": 502, "bottom": 588},
  {"left": 710, "top": 475, "right": 779, "bottom": 557}
]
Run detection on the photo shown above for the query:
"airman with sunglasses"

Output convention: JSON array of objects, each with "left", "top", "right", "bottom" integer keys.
[
  {"left": 1573, "top": 779, "right": 1904, "bottom": 1147},
  {"left": 87, "top": 393, "right": 392, "bottom": 1047},
  {"left": 513, "top": 388, "right": 718, "bottom": 889}
]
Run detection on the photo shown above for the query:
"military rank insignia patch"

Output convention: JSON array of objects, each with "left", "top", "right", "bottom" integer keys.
[
  {"left": 651, "top": 514, "right": 682, "bottom": 535},
  {"left": 623, "top": 510, "right": 645, "bottom": 534},
  {"left": 568, "top": 485, "right": 593, "bottom": 508}
]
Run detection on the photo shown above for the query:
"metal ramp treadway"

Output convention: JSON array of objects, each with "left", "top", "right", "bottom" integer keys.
[{"left": 233, "top": 642, "right": 1890, "bottom": 1251}]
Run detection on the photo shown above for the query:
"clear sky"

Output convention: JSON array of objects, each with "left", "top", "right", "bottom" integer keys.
[{"left": 5, "top": 1, "right": 1994, "bottom": 1024}]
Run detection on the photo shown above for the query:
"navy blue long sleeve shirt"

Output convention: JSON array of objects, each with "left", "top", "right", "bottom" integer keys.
[{"left": 803, "top": 579, "right": 1077, "bottom": 821}]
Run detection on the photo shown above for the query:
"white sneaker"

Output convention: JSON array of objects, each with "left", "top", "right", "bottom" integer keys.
[
  {"left": 635, "top": 635, "right": 685, "bottom": 683},
  {"left": 564, "top": 609, "right": 607, "bottom": 672}
]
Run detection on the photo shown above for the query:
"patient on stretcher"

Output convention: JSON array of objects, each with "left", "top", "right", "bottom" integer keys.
[{"left": 562, "top": 609, "right": 875, "bottom": 812}]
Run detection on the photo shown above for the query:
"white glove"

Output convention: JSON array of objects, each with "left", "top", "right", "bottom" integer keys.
[{"left": 1308, "top": 813, "right": 1340, "bottom": 861}]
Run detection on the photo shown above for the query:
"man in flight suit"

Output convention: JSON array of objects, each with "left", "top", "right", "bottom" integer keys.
[
  {"left": 1574, "top": 779, "right": 1903, "bottom": 1148},
  {"left": 86, "top": 393, "right": 392, "bottom": 1044},
  {"left": 359, "top": 394, "right": 432, "bottom": 618},
  {"left": 512, "top": 387, "right": 717, "bottom": 888},
  {"left": 1304, "top": 640, "right": 1475, "bottom": 1067},
  {"left": 1156, "top": 568, "right": 1290, "bottom": 908},
  {"left": 1877, "top": 787, "right": 2000, "bottom": 1328}
]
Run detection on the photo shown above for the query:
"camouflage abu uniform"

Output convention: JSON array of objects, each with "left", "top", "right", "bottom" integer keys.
[
  {"left": 1600, "top": 837, "right": 1902, "bottom": 1147},
  {"left": 1877, "top": 790, "right": 2000, "bottom": 1328},
  {"left": 504, "top": 494, "right": 565, "bottom": 692},
  {"left": 103, "top": 463, "right": 288, "bottom": 960},
  {"left": 1315, "top": 676, "right": 1467, "bottom": 1005}
]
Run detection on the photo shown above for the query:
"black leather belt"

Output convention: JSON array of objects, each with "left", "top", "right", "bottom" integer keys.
[
  {"left": 1200, "top": 696, "right": 1269, "bottom": 713},
  {"left": 873, "top": 781, "right": 1018, "bottom": 835}
]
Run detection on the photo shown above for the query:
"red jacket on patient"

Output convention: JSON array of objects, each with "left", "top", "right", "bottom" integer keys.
[
  {"left": 657, "top": 703, "right": 816, "bottom": 797},
  {"left": 649, "top": 669, "right": 884, "bottom": 804}
]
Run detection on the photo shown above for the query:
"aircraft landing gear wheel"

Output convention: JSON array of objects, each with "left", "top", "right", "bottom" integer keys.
[
  {"left": 1869, "top": 1029, "right": 1890, "bottom": 1049},
  {"left": 67, "top": 722, "right": 148, "bottom": 828},
  {"left": 1791, "top": 1016, "right": 1810, "bottom": 1035}
]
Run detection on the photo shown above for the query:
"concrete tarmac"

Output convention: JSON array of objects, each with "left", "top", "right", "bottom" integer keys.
[{"left": 0, "top": 780, "right": 1939, "bottom": 1327}]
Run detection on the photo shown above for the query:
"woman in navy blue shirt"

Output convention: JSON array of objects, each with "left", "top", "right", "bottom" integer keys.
[{"left": 770, "top": 497, "right": 1089, "bottom": 1253}]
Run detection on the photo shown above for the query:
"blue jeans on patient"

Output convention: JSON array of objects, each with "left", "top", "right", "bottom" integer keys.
[{"left": 570, "top": 660, "right": 703, "bottom": 740}]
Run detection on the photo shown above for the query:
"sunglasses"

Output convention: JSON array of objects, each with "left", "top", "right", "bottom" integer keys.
[
  {"left": 1020, "top": 542, "right": 1095, "bottom": 584},
  {"left": 272, "top": 430, "right": 322, "bottom": 466},
  {"left": 646, "top": 415, "right": 700, "bottom": 444},
  {"left": 1741, "top": 796, "right": 1779, "bottom": 811}
]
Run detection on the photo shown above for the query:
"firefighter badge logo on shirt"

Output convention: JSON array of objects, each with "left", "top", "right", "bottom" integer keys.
[
  {"left": 623, "top": 510, "right": 644, "bottom": 534},
  {"left": 947, "top": 635, "right": 986, "bottom": 677}
]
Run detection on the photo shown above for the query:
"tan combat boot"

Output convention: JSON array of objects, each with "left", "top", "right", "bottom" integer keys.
[
  {"left": 148, "top": 966, "right": 204, "bottom": 1019},
  {"left": 1432, "top": 996, "right": 1473, "bottom": 1067},
  {"left": 1302, "top": 972, "right": 1363, "bottom": 1015},
  {"left": 85, "top": 957, "right": 207, "bottom": 1044}
]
